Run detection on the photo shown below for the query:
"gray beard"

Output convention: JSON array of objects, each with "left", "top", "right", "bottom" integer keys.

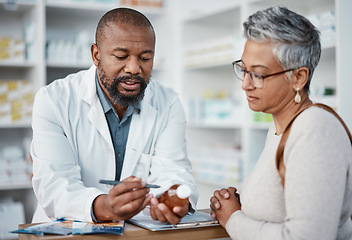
[{"left": 98, "top": 70, "right": 149, "bottom": 108}]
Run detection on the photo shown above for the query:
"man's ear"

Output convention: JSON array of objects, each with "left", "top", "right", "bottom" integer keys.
[
  {"left": 91, "top": 43, "right": 100, "bottom": 67},
  {"left": 293, "top": 66, "right": 309, "bottom": 90}
]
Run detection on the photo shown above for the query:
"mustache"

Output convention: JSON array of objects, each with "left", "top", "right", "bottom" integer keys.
[{"left": 115, "top": 75, "right": 146, "bottom": 83}]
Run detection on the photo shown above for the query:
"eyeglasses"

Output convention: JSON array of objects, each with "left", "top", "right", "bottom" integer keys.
[{"left": 232, "top": 60, "right": 297, "bottom": 89}]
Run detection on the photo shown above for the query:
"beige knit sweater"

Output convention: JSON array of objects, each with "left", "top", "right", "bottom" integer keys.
[{"left": 226, "top": 107, "right": 352, "bottom": 240}]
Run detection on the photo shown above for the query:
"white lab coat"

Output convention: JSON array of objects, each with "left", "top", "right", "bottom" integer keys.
[{"left": 31, "top": 65, "right": 198, "bottom": 223}]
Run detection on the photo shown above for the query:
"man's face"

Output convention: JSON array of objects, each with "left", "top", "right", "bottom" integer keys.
[{"left": 91, "top": 22, "right": 155, "bottom": 107}]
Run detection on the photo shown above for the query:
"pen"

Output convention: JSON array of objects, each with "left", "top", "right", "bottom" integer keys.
[{"left": 99, "top": 179, "right": 160, "bottom": 188}]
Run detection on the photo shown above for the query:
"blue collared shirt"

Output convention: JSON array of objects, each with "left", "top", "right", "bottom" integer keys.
[
  {"left": 95, "top": 74, "right": 140, "bottom": 180},
  {"left": 92, "top": 73, "right": 140, "bottom": 222}
]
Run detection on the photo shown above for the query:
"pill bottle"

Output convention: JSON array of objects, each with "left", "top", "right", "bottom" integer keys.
[{"left": 158, "top": 184, "right": 191, "bottom": 209}]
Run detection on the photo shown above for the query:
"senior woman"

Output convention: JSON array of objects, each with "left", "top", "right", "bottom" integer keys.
[{"left": 210, "top": 6, "right": 352, "bottom": 240}]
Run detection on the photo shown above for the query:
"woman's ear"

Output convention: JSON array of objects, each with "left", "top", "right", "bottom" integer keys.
[
  {"left": 91, "top": 43, "right": 100, "bottom": 67},
  {"left": 293, "top": 67, "right": 309, "bottom": 90}
]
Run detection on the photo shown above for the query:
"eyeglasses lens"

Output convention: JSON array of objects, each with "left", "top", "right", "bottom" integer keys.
[{"left": 234, "top": 63, "right": 244, "bottom": 80}]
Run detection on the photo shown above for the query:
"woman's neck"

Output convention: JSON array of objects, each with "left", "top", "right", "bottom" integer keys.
[{"left": 273, "top": 94, "right": 312, "bottom": 135}]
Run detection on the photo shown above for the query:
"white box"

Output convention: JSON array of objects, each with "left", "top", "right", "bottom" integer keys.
[{"left": 0, "top": 199, "right": 25, "bottom": 239}]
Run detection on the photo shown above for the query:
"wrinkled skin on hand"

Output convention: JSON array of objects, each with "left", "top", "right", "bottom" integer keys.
[{"left": 210, "top": 187, "right": 241, "bottom": 227}]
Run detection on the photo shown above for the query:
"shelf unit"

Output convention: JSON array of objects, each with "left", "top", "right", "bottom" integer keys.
[
  {"left": 0, "top": 0, "right": 43, "bottom": 226},
  {"left": 176, "top": 0, "right": 351, "bottom": 209},
  {"left": 0, "top": 0, "right": 169, "bottom": 226}
]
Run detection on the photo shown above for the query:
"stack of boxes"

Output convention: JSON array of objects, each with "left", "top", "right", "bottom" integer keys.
[
  {"left": 0, "top": 145, "right": 31, "bottom": 185},
  {"left": 0, "top": 80, "right": 34, "bottom": 125},
  {"left": 0, "top": 81, "right": 33, "bottom": 185},
  {"left": 0, "top": 20, "right": 35, "bottom": 64},
  {"left": 0, "top": 37, "right": 25, "bottom": 63}
]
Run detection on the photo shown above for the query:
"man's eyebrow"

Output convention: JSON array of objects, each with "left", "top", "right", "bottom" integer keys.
[
  {"left": 113, "top": 47, "right": 128, "bottom": 52},
  {"left": 142, "top": 50, "right": 154, "bottom": 54},
  {"left": 112, "top": 48, "right": 154, "bottom": 54}
]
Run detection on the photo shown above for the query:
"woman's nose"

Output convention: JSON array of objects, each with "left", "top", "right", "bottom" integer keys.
[{"left": 241, "top": 73, "right": 255, "bottom": 90}]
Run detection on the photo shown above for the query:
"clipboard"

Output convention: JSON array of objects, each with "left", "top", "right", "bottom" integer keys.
[{"left": 127, "top": 208, "right": 219, "bottom": 231}]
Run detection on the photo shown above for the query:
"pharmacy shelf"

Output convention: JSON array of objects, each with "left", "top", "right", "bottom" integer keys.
[
  {"left": 0, "top": 62, "right": 37, "bottom": 68},
  {"left": 247, "top": 0, "right": 334, "bottom": 12},
  {"left": 187, "top": 122, "right": 242, "bottom": 129},
  {"left": 0, "top": 123, "right": 31, "bottom": 128},
  {"left": 184, "top": 61, "right": 233, "bottom": 71},
  {"left": 0, "top": 182, "right": 32, "bottom": 191},
  {"left": 46, "top": 1, "right": 163, "bottom": 14},
  {"left": 46, "top": 63, "right": 91, "bottom": 69},
  {"left": 0, "top": 0, "right": 36, "bottom": 10},
  {"left": 46, "top": 1, "right": 117, "bottom": 11},
  {"left": 182, "top": 2, "right": 240, "bottom": 24}
]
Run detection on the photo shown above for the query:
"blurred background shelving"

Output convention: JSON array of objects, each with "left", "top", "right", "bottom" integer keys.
[{"left": 0, "top": 0, "right": 351, "bottom": 237}]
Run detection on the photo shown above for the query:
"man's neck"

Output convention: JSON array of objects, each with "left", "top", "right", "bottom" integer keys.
[{"left": 114, "top": 104, "right": 128, "bottom": 120}]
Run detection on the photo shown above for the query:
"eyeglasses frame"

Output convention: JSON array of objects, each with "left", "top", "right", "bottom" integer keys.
[{"left": 232, "top": 60, "right": 298, "bottom": 88}]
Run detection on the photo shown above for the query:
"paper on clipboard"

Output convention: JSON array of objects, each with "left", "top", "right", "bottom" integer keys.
[{"left": 127, "top": 208, "right": 219, "bottom": 231}]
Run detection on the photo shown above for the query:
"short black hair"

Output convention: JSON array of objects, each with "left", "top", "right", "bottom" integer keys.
[{"left": 95, "top": 7, "right": 155, "bottom": 47}]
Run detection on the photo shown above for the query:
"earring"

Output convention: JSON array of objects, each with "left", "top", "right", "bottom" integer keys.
[{"left": 295, "top": 88, "right": 301, "bottom": 103}]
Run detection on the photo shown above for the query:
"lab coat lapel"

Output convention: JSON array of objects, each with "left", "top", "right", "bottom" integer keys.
[
  {"left": 121, "top": 98, "right": 157, "bottom": 179},
  {"left": 79, "top": 65, "right": 113, "bottom": 147}
]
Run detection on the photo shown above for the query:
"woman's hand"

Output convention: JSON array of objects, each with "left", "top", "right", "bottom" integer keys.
[{"left": 210, "top": 187, "right": 241, "bottom": 227}]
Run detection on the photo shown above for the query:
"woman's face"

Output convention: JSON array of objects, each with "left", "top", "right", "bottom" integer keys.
[{"left": 240, "top": 40, "right": 295, "bottom": 115}]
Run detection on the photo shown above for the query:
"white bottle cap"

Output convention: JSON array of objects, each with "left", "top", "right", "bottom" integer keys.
[{"left": 176, "top": 185, "right": 191, "bottom": 199}]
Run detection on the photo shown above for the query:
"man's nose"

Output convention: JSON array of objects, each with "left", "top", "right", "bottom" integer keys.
[{"left": 124, "top": 57, "right": 141, "bottom": 75}]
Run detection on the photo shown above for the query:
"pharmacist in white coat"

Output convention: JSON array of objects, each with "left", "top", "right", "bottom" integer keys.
[{"left": 31, "top": 8, "right": 198, "bottom": 225}]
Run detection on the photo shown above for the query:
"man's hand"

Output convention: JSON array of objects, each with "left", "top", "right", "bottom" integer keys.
[
  {"left": 93, "top": 176, "right": 153, "bottom": 221},
  {"left": 149, "top": 197, "right": 189, "bottom": 225},
  {"left": 210, "top": 187, "right": 241, "bottom": 227}
]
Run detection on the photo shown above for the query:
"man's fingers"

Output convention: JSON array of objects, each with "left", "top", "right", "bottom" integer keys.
[
  {"left": 109, "top": 180, "right": 147, "bottom": 196},
  {"left": 149, "top": 198, "right": 159, "bottom": 220},
  {"left": 140, "top": 194, "right": 153, "bottom": 211},
  {"left": 115, "top": 193, "right": 152, "bottom": 217},
  {"left": 150, "top": 199, "right": 187, "bottom": 225},
  {"left": 107, "top": 187, "right": 150, "bottom": 208},
  {"left": 122, "top": 176, "right": 140, "bottom": 182},
  {"left": 153, "top": 203, "right": 168, "bottom": 223},
  {"left": 172, "top": 203, "right": 189, "bottom": 218},
  {"left": 158, "top": 204, "right": 180, "bottom": 225}
]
